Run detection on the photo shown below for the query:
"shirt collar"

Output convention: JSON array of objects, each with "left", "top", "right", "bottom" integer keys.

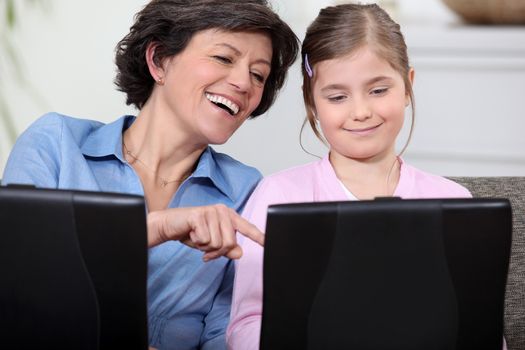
[
  {"left": 80, "top": 115, "right": 134, "bottom": 161},
  {"left": 320, "top": 153, "right": 406, "bottom": 199},
  {"left": 319, "top": 154, "right": 349, "bottom": 200},
  {"left": 192, "top": 147, "right": 234, "bottom": 200},
  {"left": 80, "top": 115, "right": 234, "bottom": 200}
]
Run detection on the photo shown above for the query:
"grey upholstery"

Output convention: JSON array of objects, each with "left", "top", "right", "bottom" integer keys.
[{"left": 449, "top": 177, "right": 525, "bottom": 350}]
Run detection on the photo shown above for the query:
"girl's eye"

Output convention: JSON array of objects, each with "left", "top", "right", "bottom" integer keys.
[
  {"left": 213, "top": 55, "right": 232, "bottom": 64},
  {"left": 371, "top": 87, "right": 388, "bottom": 95},
  {"left": 327, "top": 95, "right": 347, "bottom": 102}
]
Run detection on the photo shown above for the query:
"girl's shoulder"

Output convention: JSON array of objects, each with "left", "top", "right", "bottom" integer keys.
[
  {"left": 261, "top": 158, "right": 327, "bottom": 189},
  {"left": 399, "top": 162, "right": 472, "bottom": 198},
  {"left": 249, "top": 159, "right": 327, "bottom": 204},
  {"left": 267, "top": 160, "right": 321, "bottom": 180}
]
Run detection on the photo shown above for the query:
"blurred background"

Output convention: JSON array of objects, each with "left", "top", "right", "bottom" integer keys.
[{"left": 1, "top": 0, "right": 524, "bottom": 176}]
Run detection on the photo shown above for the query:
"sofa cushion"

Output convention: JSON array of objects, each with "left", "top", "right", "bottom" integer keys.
[{"left": 449, "top": 177, "right": 525, "bottom": 350}]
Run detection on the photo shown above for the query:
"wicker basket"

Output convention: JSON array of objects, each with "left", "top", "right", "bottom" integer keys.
[{"left": 442, "top": 0, "right": 525, "bottom": 24}]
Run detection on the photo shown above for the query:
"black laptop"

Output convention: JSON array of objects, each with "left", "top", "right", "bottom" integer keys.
[
  {"left": 0, "top": 185, "right": 148, "bottom": 350},
  {"left": 260, "top": 198, "right": 512, "bottom": 350}
]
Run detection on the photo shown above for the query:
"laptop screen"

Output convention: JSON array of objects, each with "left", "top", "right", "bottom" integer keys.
[
  {"left": 260, "top": 198, "right": 511, "bottom": 350},
  {"left": 0, "top": 185, "right": 148, "bottom": 350}
]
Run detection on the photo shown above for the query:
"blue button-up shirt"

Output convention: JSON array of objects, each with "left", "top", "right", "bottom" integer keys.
[{"left": 2, "top": 112, "right": 262, "bottom": 349}]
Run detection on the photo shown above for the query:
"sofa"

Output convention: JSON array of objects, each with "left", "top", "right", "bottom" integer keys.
[{"left": 449, "top": 177, "right": 525, "bottom": 350}]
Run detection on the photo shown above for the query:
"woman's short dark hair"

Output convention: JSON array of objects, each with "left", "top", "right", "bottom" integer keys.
[{"left": 115, "top": 0, "right": 299, "bottom": 117}]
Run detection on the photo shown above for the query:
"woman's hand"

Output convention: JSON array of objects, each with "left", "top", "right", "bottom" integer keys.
[{"left": 147, "top": 204, "right": 264, "bottom": 261}]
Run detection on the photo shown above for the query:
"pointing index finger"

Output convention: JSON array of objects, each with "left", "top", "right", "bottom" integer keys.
[{"left": 229, "top": 211, "right": 265, "bottom": 247}]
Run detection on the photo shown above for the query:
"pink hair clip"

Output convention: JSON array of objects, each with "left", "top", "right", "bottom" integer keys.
[{"left": 304, "top": 54, "right": 313, "bottom": 78}]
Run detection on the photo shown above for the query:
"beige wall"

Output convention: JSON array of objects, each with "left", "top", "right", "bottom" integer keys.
[{"left": 1, "top": 0, "right": 524, "bottom": 176}]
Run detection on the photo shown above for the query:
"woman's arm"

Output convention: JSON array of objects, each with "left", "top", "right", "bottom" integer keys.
[{"left": 147, "top": 204, "right": 265, "bottom": 260}]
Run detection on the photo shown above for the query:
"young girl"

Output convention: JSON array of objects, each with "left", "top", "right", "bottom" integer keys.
[{"left": 226, "top": 3, "right": 473, "bottom": 349}]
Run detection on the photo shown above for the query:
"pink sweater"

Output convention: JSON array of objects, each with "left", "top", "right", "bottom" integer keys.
[{"left": 226, "top": 156, "right": 472, "bottom": 349}]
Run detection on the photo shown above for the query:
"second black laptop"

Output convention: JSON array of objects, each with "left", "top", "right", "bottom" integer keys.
[{"left": 261, "top": 198, "right": 512, "bottom": 350}]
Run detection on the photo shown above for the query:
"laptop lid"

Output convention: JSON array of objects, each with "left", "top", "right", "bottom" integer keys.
[
  {"left": 261, "top": 198, "right": 512, "bottom": 350},
  {"left": 0, "top": 185, "right": 148, "bottom": 350}
]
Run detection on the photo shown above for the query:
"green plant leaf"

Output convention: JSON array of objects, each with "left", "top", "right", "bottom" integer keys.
[
  {"left": 6, "top": 0, "right": 16, "bottom": 28},
  {"left": 1, "top": 0, "right": 49, "bottom": 149},
  {"left": 1, "top": 33, "right": 25, "bottom": 83},
  {"left": 0, "top": 92, "right": 18, "bottom": 144}
]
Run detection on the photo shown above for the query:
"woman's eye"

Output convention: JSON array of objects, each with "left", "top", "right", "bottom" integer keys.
[
  {"left": 213, "top": 55, "right": 232, "bottom": 64},
  {"left": 251, "top": 72, "right": 265, "bottom": 83}
]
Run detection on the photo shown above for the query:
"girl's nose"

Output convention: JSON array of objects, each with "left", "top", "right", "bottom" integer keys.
[{"left": 352, "top": 97, "right": 372, "bottom": 121}]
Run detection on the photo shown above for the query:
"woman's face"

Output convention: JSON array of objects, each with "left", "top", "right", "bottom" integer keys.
[
  {"left": 311, "top": 47, "right": 411, "bottom": 162},
  {"left": 154, "top": 29, "right": 272, "bottom": 145}
]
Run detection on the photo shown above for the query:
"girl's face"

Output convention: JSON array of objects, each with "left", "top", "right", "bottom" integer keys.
[
  {"left": 153, "top": 29, "right": 272, "bottom": 145},
  {"left": 312, "top": 47, "right": 412, "bottom": 162}
]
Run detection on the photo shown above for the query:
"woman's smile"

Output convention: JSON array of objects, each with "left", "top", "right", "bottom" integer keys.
[{"left": 205, "top": 92, "right": 241, "bottom": 117}]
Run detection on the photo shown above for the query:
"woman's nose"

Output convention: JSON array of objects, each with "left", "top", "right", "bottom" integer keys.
[{"left": 227, "top": 64, "right": 251, "bottom": 92}]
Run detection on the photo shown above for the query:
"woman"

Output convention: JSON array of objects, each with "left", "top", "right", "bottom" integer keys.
[{"left": 2, "top": 0, "right": 299, "bottom": 348}]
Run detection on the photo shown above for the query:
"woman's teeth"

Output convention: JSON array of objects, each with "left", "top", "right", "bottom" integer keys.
[{"left": 205, "top": 93, "right": 240, "bottom": 116}]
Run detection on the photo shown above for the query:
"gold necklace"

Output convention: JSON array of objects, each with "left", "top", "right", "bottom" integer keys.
[{"left": 122, "top": 141, "right": 190, "bottom": 188}]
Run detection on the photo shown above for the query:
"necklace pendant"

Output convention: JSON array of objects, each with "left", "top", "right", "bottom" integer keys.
[{"left": 161, "top": 179, "right": 168, "bottom": 187}]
